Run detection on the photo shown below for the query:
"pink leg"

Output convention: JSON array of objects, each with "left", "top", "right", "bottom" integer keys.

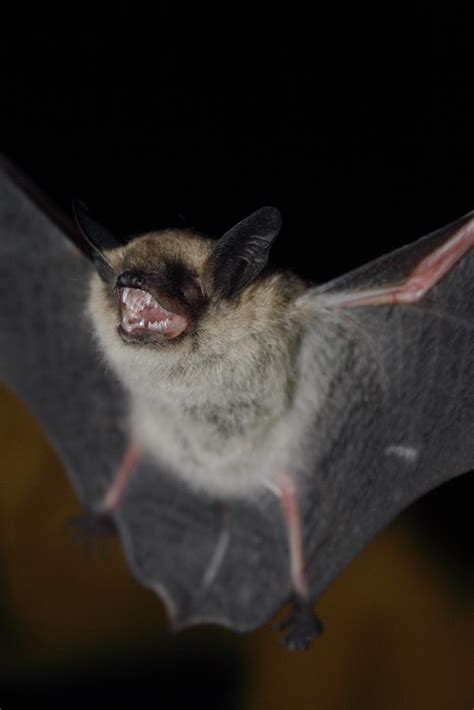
[
  {"left": 100, "top": 441, "right": 141, "bottom": 513},
  {"left": 335, "top": 217, "right": 474, "bottom": 308},
  {"left": 275, "top": 473, "right": 322, "bottom": 650},
  {"left": 278, "top": 474, "right": 308, "bottom": 599},
  {"left": 66, "top": 442, "right": 140, "bottom": 554}
]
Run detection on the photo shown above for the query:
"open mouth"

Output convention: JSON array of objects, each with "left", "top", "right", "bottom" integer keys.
[{"left": 119, "top": 287, "right": 187, "bottom": 339}]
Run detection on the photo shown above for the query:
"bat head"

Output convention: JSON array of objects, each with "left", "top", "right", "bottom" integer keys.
[{"left": 74, "top": 203, "right": 282, "bottom": 348}]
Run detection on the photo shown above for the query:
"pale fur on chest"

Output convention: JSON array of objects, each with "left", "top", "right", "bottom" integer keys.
[
  {"left": 129, "top": 347, "right": 299, "bottom": 497},
  {"left": 88, "top": 270, "right": 326, "bottom": 499}
]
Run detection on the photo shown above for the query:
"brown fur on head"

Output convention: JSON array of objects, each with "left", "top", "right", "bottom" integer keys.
[
  {"left": 104, "top": 229, "right": 213, "bottom": 346},
  {"left": 94, "top": 225, "right": 306, "bottom": 352},
  {"left": 74, "top": 204, "right": 305, "bottom": 353}
]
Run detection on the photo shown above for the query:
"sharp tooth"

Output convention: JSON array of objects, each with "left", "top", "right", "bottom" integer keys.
[
  {"left": 139, "top": 319, "right": 145, "bottom": 327},
  {"left": 122, "top": 287, "right": 129, "bottom": 302},
  {"left": 145, "top": 293, "right": 152, "bottom": 305}
]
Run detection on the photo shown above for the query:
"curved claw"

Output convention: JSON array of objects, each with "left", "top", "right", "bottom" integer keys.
[
  {"left": 66, "top": 511, "right": 116, "bottom": 558},
  {"left": 277, "top": 598, "right": 323, "bottom": 651}
]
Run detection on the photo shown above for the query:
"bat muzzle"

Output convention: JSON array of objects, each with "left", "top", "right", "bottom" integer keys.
[{"left": 118, "top": 286, "right": 188, "bottom": 341}]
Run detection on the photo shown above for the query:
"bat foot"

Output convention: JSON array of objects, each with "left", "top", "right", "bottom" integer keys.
[
  {"left": 66, "top": 511, "right": 116, "bottom": 558},
  {"left": 277, "top": 598, "right": 323, "bottom": 651}
]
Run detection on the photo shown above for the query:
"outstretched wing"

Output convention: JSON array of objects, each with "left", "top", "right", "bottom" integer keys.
[
  {"left": 0, "top": 157, "right": 127, "bottom": 505},
  {"left": 300, "top": 212, "right": 474, "bottom": 600},
  {"left": 0, "top": 157, "right": 289, "bottom": 633}
]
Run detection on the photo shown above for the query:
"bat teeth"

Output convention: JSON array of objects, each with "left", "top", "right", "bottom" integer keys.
[
  {"left": 119, "top": 313, "right": 186, "bottom": 338},
  {"left": 119, "top": 288, "right": 181, "bottom": 337},
  {"left": 121, "top": 317, "right": 173, "bottom": 334},
  {"left": 120, "top": 286, "right": 166, "bottom": 316}
]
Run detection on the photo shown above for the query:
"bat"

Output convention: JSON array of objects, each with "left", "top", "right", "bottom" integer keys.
[{"left": 1, "top": 155, "right": 473, "bottom": 650}]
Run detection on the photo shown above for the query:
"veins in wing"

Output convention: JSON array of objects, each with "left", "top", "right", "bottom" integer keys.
[
  {"left": 318, "top": 216, "right": 474, "bottom": 310},
  {"left": 405, "top": 302, "right": 474, "bottom": 334},
  {"left": 327, "top": 308, "right": 391, "bottom": 399}
]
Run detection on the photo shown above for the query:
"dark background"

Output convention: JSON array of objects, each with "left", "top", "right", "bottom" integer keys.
[{"left": 0, "top": 3, "right": 472, "bottom": 708}]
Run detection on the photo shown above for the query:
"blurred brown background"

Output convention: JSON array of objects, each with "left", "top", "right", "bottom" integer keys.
[{"left": 0, "top": 2, "right": 473, "bottom": 707}]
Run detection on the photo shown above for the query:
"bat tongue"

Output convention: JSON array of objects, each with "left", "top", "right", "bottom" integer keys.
[{"left": 120, "top": 287, "right": 187, "bottom": 337}]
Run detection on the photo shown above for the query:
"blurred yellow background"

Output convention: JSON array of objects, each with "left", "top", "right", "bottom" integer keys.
[{"left": 0, "top": 382, "right": 472, "bottom": 708}]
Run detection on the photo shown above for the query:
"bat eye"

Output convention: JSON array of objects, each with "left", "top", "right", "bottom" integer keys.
[{"left": 117, "top": 270, "right": 146, "bottom": 289}]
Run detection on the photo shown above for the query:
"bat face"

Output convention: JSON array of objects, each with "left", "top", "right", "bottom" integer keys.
[
  {"left": 103, "top": 230, "right": 212, "bottom": 347},
  {"left": 74, "top": 203, "right": 289, "bottom": 356}
]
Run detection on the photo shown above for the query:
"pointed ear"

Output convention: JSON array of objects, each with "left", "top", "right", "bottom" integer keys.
[
  {"left": 72, "top": 200, "right": 121, "bottom": 251},
  {"left": 72, "top": 200, "right": 121, "bottom": 283},
  {"left": 204, "top": 206, "right": 282, "bottom": 298}
]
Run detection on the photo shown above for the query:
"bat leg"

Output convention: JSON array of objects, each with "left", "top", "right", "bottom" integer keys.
[
  {"left": 275, "top": 474, "right": 323, "bottom": 650},
  {"left": 100, "top": 440, "right": 141, "bottom": 513},
  {"left": 335, "top": 217, "right": 474, "bottom": 307},
  {"left": 66, "top": 442, "right": 140, "bottom": 554}
]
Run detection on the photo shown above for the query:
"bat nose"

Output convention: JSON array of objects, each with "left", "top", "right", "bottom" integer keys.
[{"left": 117, "top": 270, "right": 146, "bottom": 289}]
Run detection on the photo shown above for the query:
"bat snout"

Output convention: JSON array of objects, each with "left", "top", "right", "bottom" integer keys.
[
  {"left": 117, "top": 284, "right": 189, "bottom": 341},
  {"left": 116, "top": 270, "right": 146, "bottom": 289}
]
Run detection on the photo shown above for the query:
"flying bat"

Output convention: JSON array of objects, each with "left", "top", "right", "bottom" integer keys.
[{"left": 0, "top": 155, "right": 473, "bottom": 650}]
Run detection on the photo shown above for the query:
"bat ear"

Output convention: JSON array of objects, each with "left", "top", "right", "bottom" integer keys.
[
  {"left": 72, "top": 200, "right": 121, "bottom": 252},
  {"left": 72, "top": 200, "right": 121, "bottom": 283},
  {"left": 204, "top": 206, "right": 282, "bottom": 298}
]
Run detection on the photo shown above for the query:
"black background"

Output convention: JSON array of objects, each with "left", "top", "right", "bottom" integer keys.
[
  {"left": 0, "top": 2, "right": 472, "bottom": 707},
  {"left": 1, "top": 4, "right": 472, "bottom": 281}
]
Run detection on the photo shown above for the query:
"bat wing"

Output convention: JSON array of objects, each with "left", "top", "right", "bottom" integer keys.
[
  {"left": 0, "top": 157, "right": 290, "bottom": 633},
  {"left": 300, "top": 212, "right": 474, "bottom": 601},
  {"left": 0, "top": 156, "right": 129, "bottom": 505}
]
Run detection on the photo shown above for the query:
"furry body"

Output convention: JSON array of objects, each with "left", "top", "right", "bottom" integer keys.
[{"left": 88, "top": 227, "right": 329, "bottom": 498}]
